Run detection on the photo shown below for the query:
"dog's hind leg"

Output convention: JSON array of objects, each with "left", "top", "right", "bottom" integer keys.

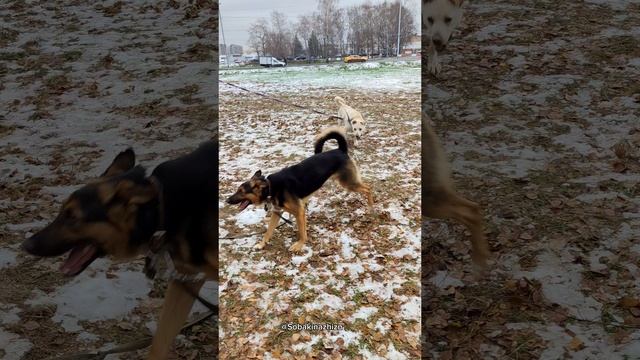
[
  {"left": 424, "top": 192, "right": 489, "bottom": 268},
  {"left": 255, "top": 211, "right": 281, "bottom": 250},
  {"left": 337, "top": 161, "right": 374, "bottom": 208},
  {"left": 351, "top": 183, "right": 373, "bottom": 207},
  {"left": 287, "top": 201, "right": 307, "bottom": 253},
  {"left": 148, "top": 279, "right": 204, "bottom": 360}
]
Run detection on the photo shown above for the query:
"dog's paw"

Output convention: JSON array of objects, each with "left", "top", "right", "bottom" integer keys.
[
  {"left": 288, "top": 242, "right": 305, "bottom": 253},
  {"left": 428, "top": 60, "right": 442, "bottom": 75},
  {"left": 254, "top": 242, "right": 266, "bottom": 250}
]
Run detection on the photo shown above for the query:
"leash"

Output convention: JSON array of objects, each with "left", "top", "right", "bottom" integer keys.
[
  {"left": 45, "top": 311, "right": 215, "bottom": 360},
  {"left": 143, "top": 234, "right": 215, "bottom": 313},
  {"left": 219, "top": 79, "right": 342, "bottom": 121},
  {"left": 179, "top": 281, "right": 218, "bottom": 315},
  {"left": 219, "top": 79, "right": 362, "bottom": 161}
]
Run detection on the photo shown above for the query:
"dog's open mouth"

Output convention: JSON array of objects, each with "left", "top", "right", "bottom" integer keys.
[
  {"left": 60, "top": 242, "right": 101, "bottom": 276},
  {"left": 238, "top": 200, "right": 250, "bottom": 212}
]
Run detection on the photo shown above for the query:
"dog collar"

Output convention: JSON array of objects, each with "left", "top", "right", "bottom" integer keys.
[
  {"left": 144, "top": 232, "right": 207, "bottom": 283},
  {"left": 263, "top": 178, "right": 273, "bottom": 211}
]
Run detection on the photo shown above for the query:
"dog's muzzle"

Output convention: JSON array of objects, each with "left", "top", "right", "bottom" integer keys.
[{"left": 432, "top": 39, "right": 447, "bottom": 52}]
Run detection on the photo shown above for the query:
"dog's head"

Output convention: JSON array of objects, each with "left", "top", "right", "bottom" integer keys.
[
  {"left": 351, "top": 119, "right": 365, "bottom": 141},
  {"left": 226, "top": 170, "right": 269, "bottom": 211},
  {"left": 21, "top": 149, "right": 160, "bottom": 276},
  {"left": 423, "top": 0, "right": 465, "bottom": 52}
]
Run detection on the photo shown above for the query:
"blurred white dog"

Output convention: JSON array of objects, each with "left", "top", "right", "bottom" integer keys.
[
  {"left": 423, "top": 0, "right": 466, "bottom": 75},
  {"left": 335, "top": 96, "right": 366, "bottom": 146}
]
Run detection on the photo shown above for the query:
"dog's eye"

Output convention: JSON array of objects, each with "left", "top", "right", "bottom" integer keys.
[
  {"left": 445, "top": 16, "right": 452, "bottom": 24},
  {"left": 63, "top": 208, "right": 79, "bottom": 222},
  {"left": 427, "top": 16, "right": 434, "bottom": 24}
]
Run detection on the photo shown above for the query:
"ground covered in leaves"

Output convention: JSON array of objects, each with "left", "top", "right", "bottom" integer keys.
[
  {"left": 219, "top": 61, "right": 421, "bottom": 359},
  {"left": 423, "top": 1, "right": 640, "bottom": 359},
  {"left": 0, "top": 1, "right": 216, "bottom": 359}
]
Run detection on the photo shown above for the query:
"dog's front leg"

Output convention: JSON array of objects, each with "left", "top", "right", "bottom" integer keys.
[
  {"left": 147, "top": 280, "right": 204, "bottom": 360},
  {"left": 427, "top": 41, "right": 441, "bottom": 75},
  {"left": 288, "top": 204, "right": 307, "bottom": 253},
  {"left": 254, "top": 211, "right": 281, "bottom": 250}
]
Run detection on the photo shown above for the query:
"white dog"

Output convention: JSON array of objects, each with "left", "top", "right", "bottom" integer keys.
[
  {"left": 335, "top": 96, "right": 366, "bottom": 145},
  {"left": 423, "top": 0, "right": 466, "bottom": 75}
]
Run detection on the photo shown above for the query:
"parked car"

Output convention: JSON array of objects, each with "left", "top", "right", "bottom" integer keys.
[
  {"left": 259, "top": 56, "right": 286, "bottom": 67},
  {"left": 343, "top": 55, "right": 368, "bottom": 63},
  {"left": 294, "top": 56, "right": 307, "bottom": 61}
]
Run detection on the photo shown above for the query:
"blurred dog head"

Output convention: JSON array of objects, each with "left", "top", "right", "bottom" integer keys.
[
  {"left": 423, "top": 0, "right": 466, "bottom": 52},
  {"left": 226, "top": 170, "right": 270, "bottom": 211},
  {"left": 351, "top": 118, "right": 365, "bottom": 142},
  {"left": 21, "top": 149, "right": 160, "bottom": 276}
]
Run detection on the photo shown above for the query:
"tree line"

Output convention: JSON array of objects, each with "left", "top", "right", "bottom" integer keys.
[{"left": 248, "top": 0, "right": 416, "bottom": 59}]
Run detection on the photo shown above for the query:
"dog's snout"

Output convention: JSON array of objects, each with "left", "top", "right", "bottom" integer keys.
[
  {"left": 433, "top": 38, "right": 444, "bottom": 47},
  {"left": 21, "top": 236, "right": 37, "bottom": 254},
  {"left": 226, "top": 194, "right": 239, "bottom": 204}
]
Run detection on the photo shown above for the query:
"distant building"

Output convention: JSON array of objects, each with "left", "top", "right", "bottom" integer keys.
[
  {"left": 220, "top": 43, "right": 226, "bottom": 55},
  {"left": 402, "top": 35, "right": 421, "bottom": 56},
  {"left": 229, "top": 44, "right": 243, "bottom": 56}
]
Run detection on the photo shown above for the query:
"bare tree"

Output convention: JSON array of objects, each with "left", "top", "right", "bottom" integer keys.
[
  {"left": 248, "top": 18, "right": 269, "bottom": 56},
  {"left": 345, "top": 1, "right": 416, "bottom": 56},
  {"left": 267, "top": 11, "right": 292, "bottom": 58},
  {"left": 295, "top": 15, "right": 313, "bottom": 55},
  {"left": 316, "top": 0, "right": 341, "bottom": 59},
  {"left": 335, "top": 8, "right": 346, "bottom": 55},
  {"left": 247, "top": 1, "right": 417, "bottom": 59}
]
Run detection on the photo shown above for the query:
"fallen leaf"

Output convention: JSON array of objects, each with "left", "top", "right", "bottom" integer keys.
[
  {"left": 24, "top": 321, "right": 39, "bottom": 331},
  {"left": 619, "top": 296, "right": 639, "bottom": 308},
  {"left": 567, "top": 337, "right": 585, "bottom": 351}
]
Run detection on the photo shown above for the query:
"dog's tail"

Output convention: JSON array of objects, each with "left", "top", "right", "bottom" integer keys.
[
  {"left": 334, "top": 96, "right": 346, "bottom": 106},
  {"left": 315, "top": 126, "right": 348, "bottom": 154}
]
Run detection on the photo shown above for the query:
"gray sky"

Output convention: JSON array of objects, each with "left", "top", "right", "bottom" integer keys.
[{"left": 220, "top": 0, "right": 420, "bottom": 52}]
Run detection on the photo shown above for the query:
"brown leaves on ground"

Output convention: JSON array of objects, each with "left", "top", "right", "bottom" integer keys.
[
  {"left": 423, "top": 0, "right": 640, "bottom": 358},
  {"left": 0, "top": 0, "right": 217, "bottom": 359}
]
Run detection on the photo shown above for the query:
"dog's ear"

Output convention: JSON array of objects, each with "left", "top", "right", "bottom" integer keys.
[
  {"left": 100, "top": 179, "right": 157, "bottom": 205},
  {"left": 102, "top": 148, "right": 135, "bottom": 177},
  {"left": 119, "top": 180, "right": 158, "bottom": 204},
  {"left": 252, "top": 170, "right": 262, "bottom": 179}
]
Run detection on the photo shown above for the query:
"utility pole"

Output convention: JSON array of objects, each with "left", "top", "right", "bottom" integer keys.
[
  {"left": 396, "top": 0, "right": 402, "bottom": 57},
  {"left": 220, "top": 1, "right": 230, "bottom": 69}
]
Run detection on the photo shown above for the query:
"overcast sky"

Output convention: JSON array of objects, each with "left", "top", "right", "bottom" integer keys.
[{"left": 220, "top": 0, "right": 420, "bottom": 51}]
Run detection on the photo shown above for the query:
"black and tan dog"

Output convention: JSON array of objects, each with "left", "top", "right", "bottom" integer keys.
[
  {"left": 21, "top": 141, "right": 218, "bottom": 360},
  {"left": 227, "top": 126, "right": 373, "bottom": 253},
  {"left": 423, "top": 118, "right": 490, "bottom": 268}
]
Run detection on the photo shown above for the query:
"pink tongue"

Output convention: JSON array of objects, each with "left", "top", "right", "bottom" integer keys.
[
  {"left": 238, "top": 200, "right": 250, "bottom": 212},
  {"left": 60, "top": 243, "right": 97, "bottom": 276}
]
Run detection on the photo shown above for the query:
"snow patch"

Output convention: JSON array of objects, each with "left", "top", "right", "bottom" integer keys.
[
  {"left": 26, "top": 259, "right": 151, "bottom": 332},
  {"left": 0, "top": 329, "right": 32, "bottom": 360},
  {"left": 0, "top": 248, "right": 18, "bottom": 269}
]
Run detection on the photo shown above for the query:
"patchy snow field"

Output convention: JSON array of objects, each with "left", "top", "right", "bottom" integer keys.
[
  {"left": 0, "top": 1, "right": 216, "bottom": 359},
  {"left": 219, "top": 61, "right": 421, "bottom": 358},
  {"left": 423, "top": 1, "right": 640, "bottom": 359}
]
